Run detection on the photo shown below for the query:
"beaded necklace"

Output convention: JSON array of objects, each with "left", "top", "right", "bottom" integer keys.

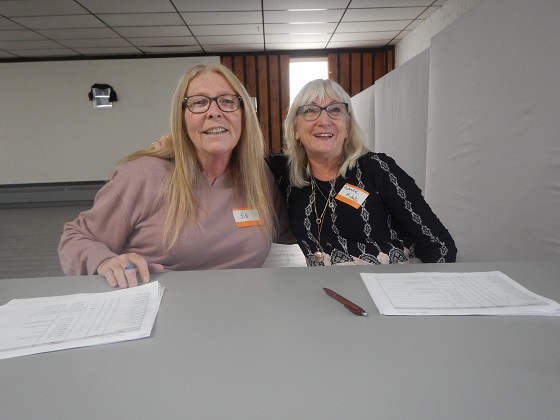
[{"left": 310, "top": 177, "right": 336, "bottom": 263}]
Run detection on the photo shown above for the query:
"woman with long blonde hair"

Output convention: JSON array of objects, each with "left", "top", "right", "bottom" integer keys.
[{"left": 59, "top": 63, "right": 292, "bottom": 287}]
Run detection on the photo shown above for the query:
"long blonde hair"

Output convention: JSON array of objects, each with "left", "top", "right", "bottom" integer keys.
[
  {"left": 124, "top": 63, "right": 276, "bottom": 251},
  {"left": 283, "top": 79, "right": 370, "bottom": 187}
]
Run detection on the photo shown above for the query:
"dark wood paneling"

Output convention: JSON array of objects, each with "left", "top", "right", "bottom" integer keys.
[
  {"left": 374, "top": 53, "right": 386, "bottom": 83},
  {"left": 351, "top": 53, "right": 362, "bottom": 96},
  {"left": 328, "top": 53, "right": 338, "bottom": 82},
  {"left": 387, "top": 49, "right": 395, "bottom": 72},
  {"left": 338, "top": 52, "right": 350, "bottom": 93},
  {"left": 235, "top": 57, "right": 245, "bottom": 84},
  {"left": 362, "top": 53, "right": 373, "bottom": 88},
  {"left": 279, "top": 54, "right": 290, "bottom": 134},
  {"left": 256, "top": 55, "right": 270, "bottom": 149},
  {"left": 327, "top": 48, "right": 394, "bottom": 93},
  {"left": 267, "top": 55, "right": 282, "bottom": 153},
  {"left": 245, "top": 55, "right": 257, "bottom": 97}
]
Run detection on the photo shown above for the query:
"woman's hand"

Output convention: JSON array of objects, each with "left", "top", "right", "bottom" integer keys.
[
  {"left": 151, "top": 134, "right": 171, "bottom": 151},
  {"left": 97, "top": 253, "right": 164, "bottom": 288}
]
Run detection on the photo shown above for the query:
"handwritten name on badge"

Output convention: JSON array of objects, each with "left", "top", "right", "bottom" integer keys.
[
  {"left": 335, "top": 183, "right": 369, "bottom": 208},
  {"left": 232, "top": 208, "right": 263, "bottom": 227}
]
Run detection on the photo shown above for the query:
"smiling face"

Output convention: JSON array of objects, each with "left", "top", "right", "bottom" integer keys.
[
  {"left": 294, "top": 96, "right": 349, "bottom": 165},
  {"left": 184, "top": 71, "right": 243, "bottom": 166}
]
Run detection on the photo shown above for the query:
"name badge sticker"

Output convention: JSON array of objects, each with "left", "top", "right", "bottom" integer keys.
[
  {"left": 335, "top": 183, "right": 369, "bottom": 209},
  {"left": 232, "top": 208, "right": 263, "bottom": 227}
]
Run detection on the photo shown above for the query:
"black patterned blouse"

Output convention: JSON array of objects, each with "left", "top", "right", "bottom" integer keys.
[{"left": 266, "top": 152, "right": 457, "bottom": 266}]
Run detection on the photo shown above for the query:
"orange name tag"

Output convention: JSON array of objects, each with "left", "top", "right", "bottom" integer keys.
[
  {"left": 232, "top": 208, "right": 263, "bottom": 227},
  {"left": 335, "top": 183, "right": 369, "bottom": 208}
]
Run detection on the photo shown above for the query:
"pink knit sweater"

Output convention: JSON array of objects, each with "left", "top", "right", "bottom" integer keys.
[{"left": 59, "top": 156, "right": 293, "bottom": 275}]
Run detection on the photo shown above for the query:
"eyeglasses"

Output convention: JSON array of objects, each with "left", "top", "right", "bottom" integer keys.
[
  {"left": 183, "top": 94, "right": 243, "bottom": 113},
  {"left": 296, "top": 102, "right": 349, "bottom": 121}
]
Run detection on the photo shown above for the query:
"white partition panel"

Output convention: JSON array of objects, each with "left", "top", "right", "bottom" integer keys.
[
  {"left": 374, "top": 49, "right": 430, "bottom": 191},
  {"left": 351, "top": 84, "right": 375, "bottom": 151},
  {"left": 425, "top": 0, "right": 560, "bottom": 262}
]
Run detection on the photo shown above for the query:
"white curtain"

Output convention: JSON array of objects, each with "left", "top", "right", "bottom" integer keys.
[
  {"left": 351, "top": 84, "right": 375, "bottom": 151},
  {"left": 374, "top": 49, "right": 430, "bottom": 192},
  {"left": 425, "top": 0, "right": 560, "bottom": 262}
]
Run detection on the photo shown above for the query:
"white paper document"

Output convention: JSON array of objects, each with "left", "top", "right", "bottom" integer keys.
[
  {"left": 0, "top": 281, "right": 164, "bottom": 360},
  {"left": 361, "top": 271, "right": 560, "bottom": 316}
]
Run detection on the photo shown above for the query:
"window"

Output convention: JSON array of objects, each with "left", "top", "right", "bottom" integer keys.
[{"left": 289, "top": 58, "right": 328, "bottom": 104}]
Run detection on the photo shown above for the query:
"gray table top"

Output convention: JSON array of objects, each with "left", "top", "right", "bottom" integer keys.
[{"left": 1, "top": 261, "right": 559, "bottom": 420}]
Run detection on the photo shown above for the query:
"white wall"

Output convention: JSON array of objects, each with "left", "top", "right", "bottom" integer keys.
[
  {"left": 395, "top": 0, "right": 482, "bottom": 66},
  {"left": 0, "top": 56, "right": 218, "bottom": 184}
]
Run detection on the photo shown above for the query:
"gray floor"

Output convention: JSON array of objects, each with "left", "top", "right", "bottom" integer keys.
[{"left": 0, "top": 203, "right": 306, "bottom": 280}]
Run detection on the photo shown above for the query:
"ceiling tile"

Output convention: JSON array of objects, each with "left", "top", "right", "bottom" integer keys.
[
  {"left": 137, "top": 45, "right": 204, "bottom": 54},
  {"left": 58, "top": 38, "right": 132, "bottom": 48},
  {"left": 331, "top": 31, "right": 400, "bottom": 42},
  {"left": 0, "top": 18, "right": 25, "bottom": 30},
  {"left": 203, "top": 43, "right": 264, "bottom": 53},
  {"left": 0, "top": 0, "right": 87, "bottom": 17},
  {"left": 180, "top": 11, "right": 262, "bottom": 25},
  {"left": 265, "top": 42, "right": 327, "bottom": 50},
  {"left": 264, "top": 10, "right": 344, "bottom": 24},
  {"left": 189, "top": 24, "right": 262, "bottom": 37},
  {"left": 337, "top": 20, "right": 412, "bottom": 32},
  {"left": 37, "top": 28, "right": 120, "bottom": 40},
  {"left": 74, "top": 46, "right": 142, "bottom": 56},
  {"left": 114, "top": 26, "right": 193, "bottom": 38},
  {"left": 127, "top": 37, "right": 197, "bottom": 47},
  {"left": 98, "top": 13, "right": 184, "bottom": 27},
  {"left": 0, "top": 50, "right": 18, "bottom": 58},
  {"left": 343, "top": 7, "right": 427, "bottom": 22},
  {"left": 0, "top": 39, "right": 66, "bottom": 49},
  {"left": 327, "top": 40, "right": 391, "bottom": 48},
  {"left": 172, "top": 0, "right": 262, "bottom": 12},
  {"left": 11, "top": 15, "right": 106, "bottom": 29},
  {"left": 265, "top": 33, "right": 331, "bottom": 43},
  {"left": 77, "top": 0, "right": 176, "bottom": 13},
  {"left": 265, "top": 23, "right": 338, "bottom": 34},
  {"left": 0, "top": 30, "right": 46, "bottom": 41},
  {"left": 197, "top": 34, "right": 264, "bottom": 45},
  {"left": 349, "top": 0, "right": 434, "bottom": 6},
  {"left": 263, "top": 0, "right": 349, "bottom": 9},
  {"left": 8, "top": 48, "right": 79, "bottom": 57}
]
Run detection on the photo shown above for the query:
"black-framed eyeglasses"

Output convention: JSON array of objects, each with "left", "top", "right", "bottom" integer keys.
[
  {"left": 183, "top": 94, "right": 243, "bottom": 113},
  {"left": 296, "top": 102, "right": 349, "bottom": 121}
]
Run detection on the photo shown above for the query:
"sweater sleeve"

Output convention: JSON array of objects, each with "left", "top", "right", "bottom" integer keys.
[
  {"left": 58, "top": 157, "right": 169, "bottom": 275},
  {"left": 371, "top": 153, "right": 457, "bottom": 263}
]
